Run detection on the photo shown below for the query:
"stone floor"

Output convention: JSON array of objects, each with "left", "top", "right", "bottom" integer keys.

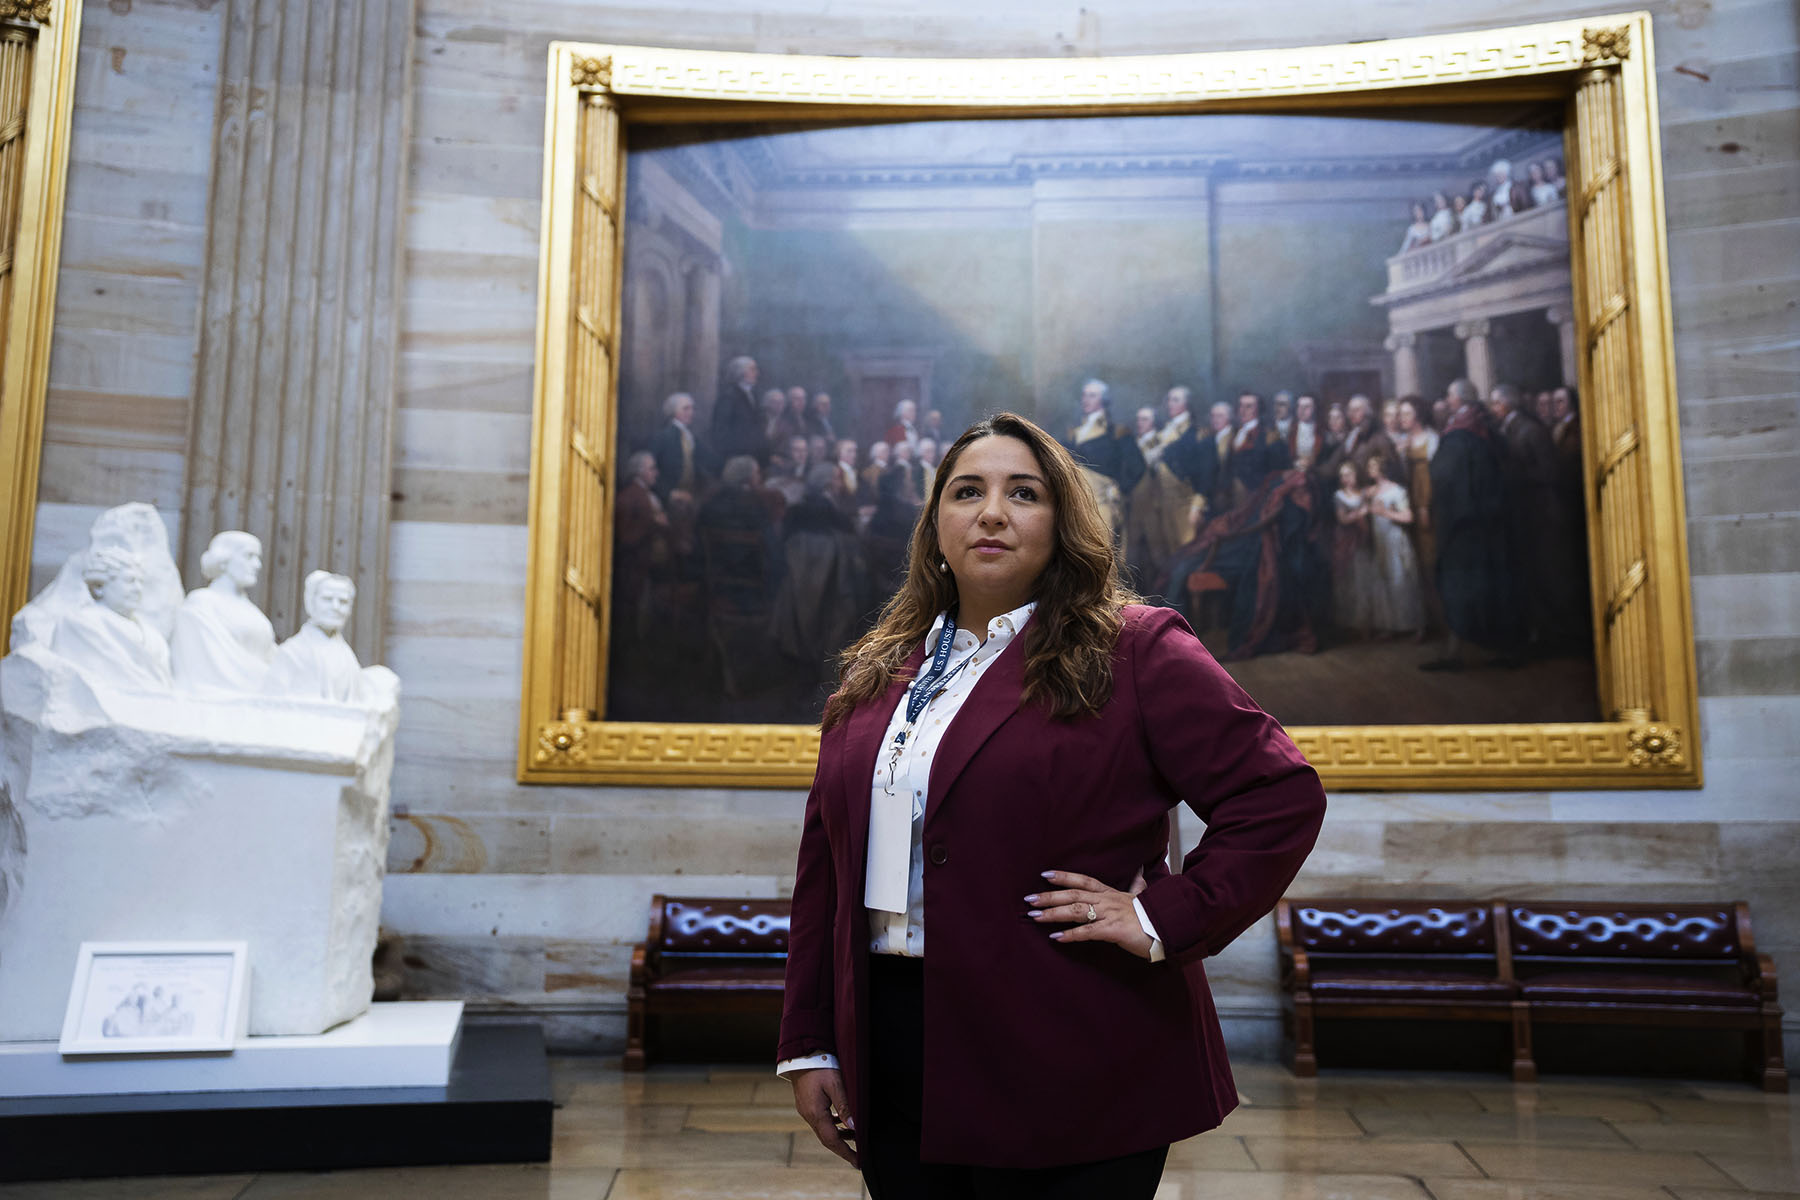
[{"left": 1, "top": 1059, "right": 1794, "bottom": 1198}]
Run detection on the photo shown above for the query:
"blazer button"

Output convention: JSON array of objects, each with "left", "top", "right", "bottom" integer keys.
[{"left": 928, "top": 844, "right": 948, "bottom": 866}]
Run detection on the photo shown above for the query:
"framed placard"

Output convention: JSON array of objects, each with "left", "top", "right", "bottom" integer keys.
[{"left": 58, "top": 941, "right": 249, "bottom": 1056}]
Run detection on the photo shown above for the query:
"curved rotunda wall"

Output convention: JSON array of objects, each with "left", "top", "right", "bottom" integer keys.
[{"left": 29, "top": 0, "right": 1800, "bottom": 1058}]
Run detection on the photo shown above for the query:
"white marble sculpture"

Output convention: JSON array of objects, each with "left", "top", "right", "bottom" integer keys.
[
  {"left": 10, "top": 502, "right": 184, "bottom": 649},
  {"left": 169, "top": 531, "right": 277, "bottom": 694},
  {"left": 1, "top": 507, "right": 401, "bottom": 1042},
  {"left": 264, "top": 571, "right": 398, "bottom": 706},
  {"left": 47, "top": 546, "right": 173, "bottom": 693}
]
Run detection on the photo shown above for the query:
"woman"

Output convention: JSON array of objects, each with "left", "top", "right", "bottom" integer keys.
[
  {"left": 169, "top": 530, "right": 276, "bottom": 694},
  {"left": 1460, "top": 181, "right": 1490, "bottom": 231},
  {"left": 1331, "top": 460, "right": 1372, "bottom": 637},
  {"left": 1528, "top": 160, "right": 1559, "bottom": 207},
  {"left": 1396, "top": 397, "right": 1441, "bottom": 638},
  {"left": 1399, "top": 200, "right": 1433, "bottom": 252},
  {"left": 1427, "top": 190, "right": 1456, "bottom": 241},
  {"left": 1363, "top": 455, "right": 1425, "bottom": 638},
  {"left": 779, "top": 412, "right": 1325, "bottom": 1198}
]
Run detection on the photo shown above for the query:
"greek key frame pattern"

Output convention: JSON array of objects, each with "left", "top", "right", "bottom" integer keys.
[{"left": 590, "top": 19, "right": 1614, "bottom": 108}]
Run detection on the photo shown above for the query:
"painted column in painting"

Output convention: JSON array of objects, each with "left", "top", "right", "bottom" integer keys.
[
  {"left": 1385, "top": 332, "right": 1420, "bottom": 398},
  {"left": 1454, "top": 318, "right": 1495, "bottom": 396},
  {"left": 1546, "top": 306, "right": 1580, "bottom": 389}
]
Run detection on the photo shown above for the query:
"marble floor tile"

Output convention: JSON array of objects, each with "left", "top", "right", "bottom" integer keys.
[
  {"left": 1348, "top": 1107, "right": 1631, "bottom": 1146},
  {"left": 1153, "top": 1169, "right": 1432, "bottom": 1199},
  {"left": 788, "top": 1132, "right": 863, "bottom": 1169},
  {"left": 236, "top": 1164, "right": 617, "bottom": 1198},
  {"left": 1458, "top": 1141, "right": 1739, "bottom": 1187},
  {"left": 1161, "top": 1133, "right": 1258, "bottom": 1169},
  {"left": 550, "top": 1128, "right": 794, "bottom": 1170},
  {"left": 1700, "top": 1151, "right": 1800, "bottom": 1191},
  {"left": 606, "top": 1166, "right": 867, "bottom": 1199},
  {"left": 1244, "top": 1137, "right": 1481, "bottom": 1177},
  {"left": 1609, "top": 1116, "right": 1797, "bottom": 1152},
  {"left": 0, "top": 1178, "right": 254, "bottom": 1200},
  {"left": 552, "top": 1102, "right": 691, "bottom": 1136},
  {"left": 1469, "top": 1091, "right": 1665, "bottom": 1120},
  {"left": 1653, "top": 1094, "right": 1800, "bottom": 1124},
  {"left": 561, "top": 1077, "right": 765, "bottom": 1107},
  {"left": 750, "top": 1079, "right": 799, "bottom": 1105},
  {"left": 683, "top": 1103, "right": 813, "bottom": 1133},
  {"left": 1420, "top": 1182, "right": 1672, "bottom": 1200},
  {"left": 1216, "top": 1105, "right": 1364, "bottom": 1138}
]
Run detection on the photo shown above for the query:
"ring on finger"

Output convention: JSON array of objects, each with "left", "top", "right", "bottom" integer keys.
[{"left": 1086, "top": 904, "right": 1098, "bottom": 923}]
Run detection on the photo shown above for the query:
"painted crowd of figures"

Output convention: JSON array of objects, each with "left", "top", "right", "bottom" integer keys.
[
  {"left": 1080, "top": 377, "right": 1590, "bottom": 670},
  {"left": 609, "top": 354, "right": 1591, "bottom": 719},
  {"left": 1397, "top": 155, "right": 1569, "bottom": 252}
]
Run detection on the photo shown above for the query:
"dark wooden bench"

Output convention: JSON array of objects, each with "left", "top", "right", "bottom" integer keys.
[
  {"left": 1276, "top": 898, "right": 1532, "bottom": 1081},
  {"left": 624, "top": 895, "right": 791, "bottom": 1071},
  {"left": 1277, "top": 897, "right": 1786, "bottom": 1091},
  {"left": 1509, "top": 901, "right": 1786, "bottom": 1093}
]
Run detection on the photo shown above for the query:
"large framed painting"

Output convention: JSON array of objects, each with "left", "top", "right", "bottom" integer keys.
[{"left": 518, "top": 13, "right": 1702, "bottom": 791}]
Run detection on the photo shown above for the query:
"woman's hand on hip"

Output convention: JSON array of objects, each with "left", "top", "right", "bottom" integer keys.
[
  {"left": 789, "top": 1067, "right": 857, "bottom": 1168},
  {"left": 1026, "top": 867, "right": 1154, "bottom": 960}
]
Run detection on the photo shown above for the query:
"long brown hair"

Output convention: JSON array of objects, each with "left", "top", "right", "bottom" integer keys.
[{"left": 821, "top": 411, "right": 1137, "bottom": 731}]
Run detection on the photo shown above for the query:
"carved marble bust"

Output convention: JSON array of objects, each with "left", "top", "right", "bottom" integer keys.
[
  {"left": 11, "top": 502, "right": 184, "bottom": 650},
  {"left": 264, "top": 571, "right": 367, "bottom": 703},
  {"left": 47, "top": 546, "right": 174, "bottom": 692},
  {"left": 169, "top": 531, "right": 277, "bottom": 694}
]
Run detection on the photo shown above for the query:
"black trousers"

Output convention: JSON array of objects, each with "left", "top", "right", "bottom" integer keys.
[{"left": 862, "top": 955, "right": 1169, "bottom": 1200}]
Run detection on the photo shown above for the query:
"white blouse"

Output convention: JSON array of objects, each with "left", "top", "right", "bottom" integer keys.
[{"left": 776, "top": 602, "right": 1164, "bottom": 1079}]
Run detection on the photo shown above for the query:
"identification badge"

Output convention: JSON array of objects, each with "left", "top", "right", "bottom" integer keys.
[{"left": 864, "top": 785, "right": 912, "bottom": 914}]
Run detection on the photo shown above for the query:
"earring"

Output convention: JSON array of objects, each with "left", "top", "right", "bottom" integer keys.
[{"left": 938, "top": 558, "right": 948, "bottom": 573}]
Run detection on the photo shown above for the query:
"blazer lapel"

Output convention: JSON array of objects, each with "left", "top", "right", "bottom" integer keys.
[
  {"left": 839, "top": 644, "right": 925, "bottom": 872},
  {"left": 924, "top": 630, "right": 1027, "bottom": 827}
]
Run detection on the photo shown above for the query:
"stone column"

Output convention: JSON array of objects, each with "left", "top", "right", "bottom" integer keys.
[
  {"left": 1546, "top": 306, "right": 1580, "bottom": 388},
  {"left": 182, "top": 0, "right": 416, "bottom": 664},
  {"left": 1384, "top": 331, "right": 1420, "bottom": 398},
  {"left": 1454, "top": 319, "right": 1495, "bottom": 397},
  {"left": 682, "top": 257, "right": 722, "bottom": 406}
]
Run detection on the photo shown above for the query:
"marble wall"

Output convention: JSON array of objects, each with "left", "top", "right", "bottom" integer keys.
[{"left": 32, "top": 0, "right": 1800, "bottom": 1060}]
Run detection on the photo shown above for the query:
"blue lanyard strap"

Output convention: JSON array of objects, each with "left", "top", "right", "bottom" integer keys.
[{"left": 904, "top": 614, "right": 961, "bottom": 725}]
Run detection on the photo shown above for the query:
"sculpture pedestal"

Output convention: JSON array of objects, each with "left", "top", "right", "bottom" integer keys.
[{"left": 0, "top": 645, "right": 399, "bottom": 1040}]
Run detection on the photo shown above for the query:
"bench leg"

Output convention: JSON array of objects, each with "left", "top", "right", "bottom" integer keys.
[
  {"left": 1758, "top": 1007, "right": 1788, "bottom": 1093},
  {"left": 1510, "top": 1001, "right": 1537, "bottom": 1084},
  {"left": 1290, "top": 996, "right": 1318, "bottom": 1077},
  {"left": 624, "top": 990, "right": 648, "bottom": 1071}
]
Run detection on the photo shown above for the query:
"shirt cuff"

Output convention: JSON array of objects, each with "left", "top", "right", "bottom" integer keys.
[
  {"left": 1132, "top": 896, "right": 1166, "bottom": 964},
  {"left": 776, "top": 1053, "right": 840, "bottom": 1078}
]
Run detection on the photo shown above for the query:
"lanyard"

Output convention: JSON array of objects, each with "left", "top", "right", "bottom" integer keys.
[{"left": 884, "top": 614, "right": 973, "bottom": 793}]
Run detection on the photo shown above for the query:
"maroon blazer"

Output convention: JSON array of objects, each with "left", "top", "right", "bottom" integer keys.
[{"left": 778, "top": 604, "right": 1326, "bottom": 1168}]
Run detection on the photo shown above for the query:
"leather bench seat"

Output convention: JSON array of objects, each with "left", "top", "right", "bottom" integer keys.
[
  {"left": 1518, "top": 971, "right": 1759, "bottom": 1008},
  {"left": 1310, "top": 967, "right": 1517, "bottom": 1001},
  {"left": 647, "top": 965, "right": 787, "bottom": 994}
]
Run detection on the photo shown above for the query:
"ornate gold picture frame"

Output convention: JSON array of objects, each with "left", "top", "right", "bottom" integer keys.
[
  {"left": 519, "top": 12, "right": 1701, "bottom": 791},
  {"left": 0, "top": 0, "right": 85, "bottom": 655}
]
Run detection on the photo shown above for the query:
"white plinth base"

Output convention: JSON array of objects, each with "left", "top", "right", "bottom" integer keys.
[{"left": 0, "top": 1001, "right": 462, "bottom": 1098}]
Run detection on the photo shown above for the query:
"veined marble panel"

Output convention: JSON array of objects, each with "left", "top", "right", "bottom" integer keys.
[
  {"left": 1378, "top": 823, "right": 1723, "bottom": 887},
  {"left": 1679, "top": 395, "right": 1800, "bottom": 462},
  {"left": 1318, "top": 791, "right": 1554, "bottom": 823},
  {"left": 35, "top": 445, "right": 187, "bottom": 510},
  {"left": 1547, "top": 758, "right": 1800, "bottom": 823},
  {"left": 413, "top": 84, "right": 545, "bottom": 150},
  {"left": 1659, "top": 106, "right": 1798, "bottom": 179},
  {"left": 385, "top": 635, "right": 521, "bottom": 697},
  {"left": 380, "top": 873, "right": 781, "bottom": 941},
  {"left": 395, "top": 410, "right": 533, "bottom": 474},
  {"left": 546, "top": 812, "right": 808, "bottom": 877},
  {"left": 408, "top": 193, "right": 543, "bottom": 258},
  {"left": 1669, "top": 219, "right": 1799, "bottom": 292},
  {"left": 1692, "top": 573, "right": 1800, "bottom": 639},
  {"left": 409, "top": 143, "right": 544, "bottom": 203},
  {"left": 1698, "top": 637, "right": 1800, "bottom": 695},
  {"left": 1667, "top": 161, "right": 1800, "bottom": 229},
  {"left": 1697, "top": 693, "right": 1800, "bottom": 759},
  {"left": 1688, "top": 513, "right": 1800, "bottom": 575},
  {"left": 399, "top": 352, "right": 535, "bottom": 414},
  {"left": 1681, "top": 456, "right": 1800, "bottom": 519},
  {"left": 388, "top": 520, "right": 530, "bottom": 582},
  {"left": 389, "top": 813, "right": 553, "bottom": 874},
  {"left": 1656, "top": 49, "right": 1800, "bottom": 123},
  {"left": 404, "top": 248, "right": 538, "bottom": 309},
  {"left": 401, "top": 299, "right": 539, "bottom": 362},
  {"left": 388, "top": 579, "right": 526, "bottom": 639}
]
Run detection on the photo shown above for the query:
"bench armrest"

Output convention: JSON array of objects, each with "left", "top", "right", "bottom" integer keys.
[
  {"left": 629, "top": 944, "right": 650, "bottom": 988},
  {"left": 1751, "top": 952, "right": 1780, "bottom": 1002},
  {"left": 1284, "top": 946, "right": 1311, "bottom": 991}
]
